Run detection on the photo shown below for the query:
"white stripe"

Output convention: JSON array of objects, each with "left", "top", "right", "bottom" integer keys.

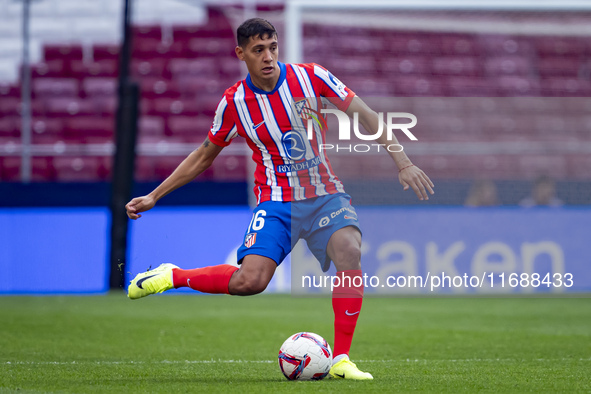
[
  {"left": 210, "top": 96, "right": 228, "bottom": 135},
  {"left": 314, "top": 64, "right": 348, "bottom": 99},
  {"left": 257, "top": 94, "right": 287, "bottom": 201},
  {"left": 233, "top": 85, "right": 278, "bottom": 198},
  {"left": 225, "top": 125, "right": 238, "bottom": 142},
  {"left": 291, "top": 65, "right": 327, "bottom": 199}
]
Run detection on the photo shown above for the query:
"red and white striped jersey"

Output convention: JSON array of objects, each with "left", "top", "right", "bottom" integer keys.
[{"left": 208, "top": 62, "right": 355, "bottom": 204}]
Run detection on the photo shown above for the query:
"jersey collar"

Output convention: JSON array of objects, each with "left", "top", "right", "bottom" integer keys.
[{"left": 245, "top": 61, "right": 286, "bottom": 95}]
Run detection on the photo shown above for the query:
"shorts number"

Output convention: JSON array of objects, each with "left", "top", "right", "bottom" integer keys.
[{"left": 249, "top": 210, "right": 266, "bottom": 232}]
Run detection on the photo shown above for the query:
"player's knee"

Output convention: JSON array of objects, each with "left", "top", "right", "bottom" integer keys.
[
  {"left": 332, "top": 242, "right": 361, "bottom": 271},
  {"left": 231, "top": 273, "right": 269, "bottom": 295}
]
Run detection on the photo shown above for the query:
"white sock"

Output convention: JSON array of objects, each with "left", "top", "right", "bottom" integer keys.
[{"left": 332, "top": 354, "right": 349, "bottom": 365}]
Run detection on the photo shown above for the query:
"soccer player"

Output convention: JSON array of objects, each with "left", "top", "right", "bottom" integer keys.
[{"left": 126, "top": 18, "right": 434, "bottom": 380}]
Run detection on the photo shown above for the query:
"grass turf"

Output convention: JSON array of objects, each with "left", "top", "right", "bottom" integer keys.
[{"left": 1, "top": 293, "right": 590, "bottom": 393}]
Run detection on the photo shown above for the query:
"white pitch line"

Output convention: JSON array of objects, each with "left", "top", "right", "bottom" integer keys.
[{"left": 3, "top": 358, "right": 590, "bottom": 366}]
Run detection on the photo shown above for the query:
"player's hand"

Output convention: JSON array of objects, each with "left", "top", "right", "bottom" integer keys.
[
  {"left": 399, "top": 165, "right": 434, "bottom": 201},
  {"left": 125, "top": 195, "right": 156, "bottom": 220}
]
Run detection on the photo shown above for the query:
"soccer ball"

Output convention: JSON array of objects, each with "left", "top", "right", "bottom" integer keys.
[{"left": 278, "top": 332, "right": 332, "bottom": 380}]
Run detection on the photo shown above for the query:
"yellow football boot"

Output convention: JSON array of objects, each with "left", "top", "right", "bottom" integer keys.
[
  {"left": 128, "top": 263, "right": 178, "bottom": 300},
  {"left": 329, "top": 356, "right": 373, "bottom": 380}
]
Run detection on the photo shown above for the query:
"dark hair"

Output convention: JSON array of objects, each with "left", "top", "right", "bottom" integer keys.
[{"left": 236, "top": 18, "right": 277, "bottom": 47}]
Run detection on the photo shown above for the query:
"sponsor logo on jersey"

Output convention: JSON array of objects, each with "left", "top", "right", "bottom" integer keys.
[
  {"left": 276, "top": 156, "right": 322, "bottom": 174},
  {"left": 318, "top": 216, "right": 330, "bottom": 228},
  {"left": 330, "top": 206, "right": 357, "bottom": 219},
  {"left": 281, "top": 130, "right": 307, "bottom": 161},
  {"left": 244, "top": 233, "right": 257, "bottom": 248}
]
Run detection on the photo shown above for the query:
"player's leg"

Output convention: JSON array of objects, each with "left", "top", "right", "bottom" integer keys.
[
  {"left": 299, "top": 193, "right": 372, "bottom": 379},
  {"left": 172, "top": 254, "right": 275, "bottom": 295},
  {"left": 326, "top": 226, "right": 372, "bottom": 380},
  {"left": 227, "top": 255, "right": 276, "bottom": 295},
  {"left": 128, "top": 202, "right": 289, "bottom": 299},
  {"left": 128, "top": 255, "right": 275, "bottom": 299}
]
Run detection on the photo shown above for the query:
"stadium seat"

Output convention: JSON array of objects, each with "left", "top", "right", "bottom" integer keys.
[
  {"left": 139, "top": 78, "right": 180, "bottom": 99},
  {"left": 0, "top": 97, "right": 19, "bottom": 116},
  {"left": 387, "top": 32, "right": 441, "bottom": 55},
  {"left": 541, "top": 78, "right": 591, "bottom": 97},
  {"left": 484, "top": 56, "right": 532, "bottom": 76},
  {"left": 130, "top": 58, "right": 168, "bottom": 78},
  {"left": 81, "top": 78, "right": 117, "bottom": 97},
  {"left": 175, "top": 76, "right": 223, "bottom": 97},
  {"left": 91, "top": 96, "right": 117, "bottom": 116},
  {"left": 0, "top": 116, "right": 19, "bottom": 137},
  {"left": 390, "top": 76, "right": 446, "bottom": 96},
  {"left": 151, "top": 98, "right": 201, "bottom": 117},
  {"left": 495, "top": 76, "right": 541, "bottom": 96},
  {"left": 440, "top": 35, "right": 480, "bottom": 55},
  {"left": 479, "top": 36, "right": 534, "bottom": 56},
  {"left": 70, "top": 59, "right": 118, "bottom": 78},
  {"left": 138, "top": 116, "right": 165, "bottom": 137},
  {"left": 93, "top": 44, "right": 120, "bottom": 61},
  {"left": 45, "top": 98, "right": 97, "bottom": 116},
  {"left": 152, "top": 156, "right": 214, "bottom": 180},
  {"left": 341, "top": 76, "right": 392, "bottom": 96},
  {"left": 431, "top": 56, "right": 481, "bottom": 76},
  {"left": 65, "top": 116, "right": 114, "bottom": 139},
  {"left": 132, "top": 25, "right": 162, "bottom": 41},
  {"left": 43, "top": 44, "right": 84, "bottom": 62},
  {"left": 0, "top": 82, "right": 19, "bottom": 98},
  {"left": 519, "top": 155, "right": 568, "bottom": 179},
  {"left": 168, "top": 58, "right": 217, "bottom": 77},
  {"left": 218, "top": 59, "right": 242, "bottom": 78},
  {"left": 537, "top": 57, "right": 583, "bottom": 77},
  {"left": 134, "top": 155, "right": 157, "bottom": 181},
  {"left": 446, "top": 77, "right": 498, "bottom": 97},
  {"left": 33, "top": 78, "right": 79, "bottom": 98},
  {"left": 133, "top": 39, "right": 185, "bottom": 59},
  {"left": 194, "top": 94, "right": 224, "bottom": 117},
  {"left": 332, "top": 35, "right": 385, "bottom": 55},
  {"left": 212, "top": 155, "right": 247, "bottom": 181},
  {"left": 28, "top": 60, "right": 68, "bottom": 78},
  {"left": 31, "top": 118, "right": 66, "bottom": 142},
  {"left": 53, "top": 156, "right": 107, "bottom": 182},
  {"left": 187, "top": 37, "right": 236, "bottom": 57},
  {"left": 534, "top": 37, "right": 587, "bottom": 57},
  {"left": 379, "top": 56, "right": 431, "bottom": 75},
  {"left": 0, "top": 156, "right": 55, "bottom": 182},
  {"left": 167, "top": 115, "right": 211, "bottom": 139}
]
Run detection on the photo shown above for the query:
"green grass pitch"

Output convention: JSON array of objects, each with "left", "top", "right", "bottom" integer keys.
[{"left": 1, "top": 294, "right": 590, "bottom": 393}]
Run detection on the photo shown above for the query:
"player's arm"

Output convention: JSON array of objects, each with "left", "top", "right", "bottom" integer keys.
[
  {"left": 126, "top": 137, "right": 224, "bottom": 219},
  {"left": 345, "top": 96, "right": 434, "bottom": 200}
]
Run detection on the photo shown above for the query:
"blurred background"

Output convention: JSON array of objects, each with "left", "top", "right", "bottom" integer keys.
[{"left": 0, "top": 0, "right": 589, "bottom": 294}]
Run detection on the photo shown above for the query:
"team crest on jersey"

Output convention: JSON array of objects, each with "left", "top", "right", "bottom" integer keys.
[
  {"left": 244, "top": 233, "right": 257, "bottom": 248},
  {"left": 294, "top": 99, "right": 326, "bottom": 131}
]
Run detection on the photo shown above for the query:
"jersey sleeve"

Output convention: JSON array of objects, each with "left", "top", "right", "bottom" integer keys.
[
  {"left": 312, "top": 64, "right": 356, "bottom": 112},
  {"left": 208, "top": 95, "right": 238, "bottom": 147}
]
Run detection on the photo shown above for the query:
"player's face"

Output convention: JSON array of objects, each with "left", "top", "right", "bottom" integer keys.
[{"left": 236, "top": 34, "right": 279, "bottom": 90}]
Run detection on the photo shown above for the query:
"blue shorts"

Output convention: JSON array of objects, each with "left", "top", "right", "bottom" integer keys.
[{"left": 236, "top": 193, "right": 361, "bottom": 272}]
